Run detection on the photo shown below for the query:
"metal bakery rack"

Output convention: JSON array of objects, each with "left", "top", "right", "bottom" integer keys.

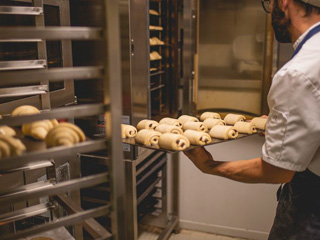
[{"left": 0, "top": 0, "right": 125, "bottom": 240}]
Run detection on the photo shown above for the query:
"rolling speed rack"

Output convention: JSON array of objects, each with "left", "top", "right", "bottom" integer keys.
[{"left": 0, "top": 1, "right": 125, "bottom": 240}]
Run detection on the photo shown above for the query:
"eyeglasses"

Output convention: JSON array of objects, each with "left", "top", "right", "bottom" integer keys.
[{"left": 261, "top": 0, "right": 271, "bottom": 13}]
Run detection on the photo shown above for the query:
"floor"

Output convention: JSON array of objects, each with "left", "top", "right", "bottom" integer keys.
[{"left": 139, "top": 229, "right": 248, "bottom": 240}]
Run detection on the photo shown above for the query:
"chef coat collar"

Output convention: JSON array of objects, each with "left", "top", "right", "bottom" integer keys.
[{"left": 293, "top": 21, "right": 320, "bottom": 50}]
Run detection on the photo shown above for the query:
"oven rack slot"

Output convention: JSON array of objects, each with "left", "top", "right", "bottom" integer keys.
[
  {"left": 0, "top": 66, "right": 104, "bottom": 87},
  {"left": 0, "top": 60, "right": 47, "bottom": 71},
  {"left": 0, "top": 172, "right": 108, "bottom": 207},
  {"left": 0, "top": 27, "right": 103, "bottom": 41},
  {"left": 0, "top": 202, "right": 54, "bottom": 225},
  {"left": 1, "top": 205, "right": 110, "bottom": 240},
  {"left": 0, "top": 85, "right": 48, "bottom": 98},
  {"left": 0, "top": 103, "right": 107, "bottom": 126},
  {"left": 0, "top": 6, "right": 43, "bottom": 15},
  {"left": 0, "top": 139, "right": 108, "bottom": 173}
]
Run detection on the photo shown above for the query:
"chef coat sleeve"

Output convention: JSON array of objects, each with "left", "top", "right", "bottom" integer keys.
[{"left": 262, "top": 69, "right": 320, "bottom": 172}]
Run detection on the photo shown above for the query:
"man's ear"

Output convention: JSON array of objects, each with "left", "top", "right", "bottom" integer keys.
[{"left": 279, "top": 0, "right": 289, "bottom": 11}]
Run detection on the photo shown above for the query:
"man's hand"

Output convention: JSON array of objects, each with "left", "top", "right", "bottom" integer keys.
[{"left": 183, "top": 147, "right": 216, "bottom": 173}]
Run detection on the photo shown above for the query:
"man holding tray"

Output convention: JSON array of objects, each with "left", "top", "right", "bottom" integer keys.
[{"left": 184, "top": 0, "right": 320, "bottom": 239}]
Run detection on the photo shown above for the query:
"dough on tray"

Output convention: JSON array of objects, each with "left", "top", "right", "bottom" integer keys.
[
  {"left": 45, "top": 122, "right": 86, "bottom": 147},
  {"left": 136, "top": 119, "right": 159, "bottom": 131},
  {"left": 251, "top": 117, "right": 267, "bottom": 130},
  {"left": 155, "top": 124, "right": 183, "bottom": 134},
  {"left": 203, "top": 118, "right": 226, "bottom": 130},
  {"left": 209, "top": 125, "right": 238, "bottom": 140},
  {"left": 135, "top": 129, "right": 161, "bottom": 146},
  {"left": 0, "top": 136, "right": 26, "bottom": 158},
  {"left": 234, "top": 122, "right": 257, "bottom": 134},
  {"left": 159, "top": 117, "right": 182, "bottom": 128},
  {"left": 182, "top": 122, "right": 208, "bottom": 132},
  {"left": 224, "top": 114, "right": 246, "bottom": 125},
  {"left": 158, "top": 133, "right": 190, "bottom": 151},
  {"left": 178, "top": 115, "right": 199, "bottom": 125},
  {"left": 0, "top": 126, "right": 16, "bottom": 137},
  {"left": 121, "top": 124, "right": 137, "bottom": 138},
  {"left": 200, "top": 112, "right": 221, "bottom": 121},
  {"left": 184, "top": 130, "right": 211, "bottom": 146}
]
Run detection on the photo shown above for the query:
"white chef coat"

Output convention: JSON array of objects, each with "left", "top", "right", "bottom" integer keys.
[{"left": 262, "top": 22, "right": 320, "bottom": 177}]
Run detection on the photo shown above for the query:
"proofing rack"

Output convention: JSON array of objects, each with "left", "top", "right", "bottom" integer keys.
[
  {"left": 148, "top": 0, "right": 179, "bottom": 118},
  {"left": 0, "top": 1, "right": 125, "bottom": 240}
]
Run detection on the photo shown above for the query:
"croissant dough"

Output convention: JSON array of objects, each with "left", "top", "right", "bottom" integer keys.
[
  {"left": 158, "top": 133, "right": 190, "bottom": 151},
  {"left": 121, "top": 124, "right": 137, "bottom": 138},
  {"left": 209, "top": 125, "right": 238, "bottom": 140},
  {"left": 234, "top": 122, "right": 257, "bottom": 134},
  {"left": 22, "top": 120, "right": 58, "bottom": 140},
  {"left": 184, "top": 130, "right": 211, "bottom": 146},
  {"left": 11, "top": 105, "right": 40, "bottom": 116},
  {"left": 159, "top": 118, "right": 182, "bottom": 128},
  {"left": 0, "top": 136, "right": 26, "bottom": 158},
  {"left": 224, "top": 114, "right": 246, "bottom": 125},
  {"left": 135, "top": 129, "right": 161, "bottom": 146},
  {"left": 150, "top": 37, "right": 164, "bottom": 46},
  {"left": 183, "top": 122, "right": 208, "bottom": 132},
  {"left": 155, "top": 124, "right": 183, "bottom": 134},
  {"left": 178, "top": 115, "right": 199, "bottom": 125},
  {"left": 0, "top": 126, "right": 16, "bottom": 136},
  {"left": 45, "top": 123, "right": 86, "bottom": 147},
  {"left": 12, "top": 105, "right": 59, "bottom": 140},
  {"left": 149, "top": 25, "right": 163, "bottom": 31},
  {"left": 150, "top": 51, "right": 162, "bottom": 61},
  {"left": 251, "top": 117, "right": 267, "bottom": 130},
  {"left": 200, "top": 112, "right": 221, "bottom": 121},
  {"left": 203, "top": 118, "right": 226, "bottom": 130},
  {"left": 137, "top": 120, "right": 159, "bottom": 131}
]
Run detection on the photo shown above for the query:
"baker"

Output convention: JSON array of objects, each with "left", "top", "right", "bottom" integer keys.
[{"left": 184, "top": 0, "right": 320, "bottom": 238}]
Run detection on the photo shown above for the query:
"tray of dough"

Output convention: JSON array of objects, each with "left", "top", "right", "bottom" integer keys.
[
  {"left": 121, "top": 113, "right": 267, "bottom": 154},
  {"left": 122, "top": 132, "right": 261, "bottom": 154}
]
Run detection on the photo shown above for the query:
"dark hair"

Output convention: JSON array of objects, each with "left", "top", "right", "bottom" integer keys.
[{"left": 294, "top": 0, "right": 320, "bottom": 15}]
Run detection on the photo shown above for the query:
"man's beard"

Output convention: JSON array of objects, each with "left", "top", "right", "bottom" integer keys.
[{"left": 272, "top": 1, "right": 292, "bottom": 43}]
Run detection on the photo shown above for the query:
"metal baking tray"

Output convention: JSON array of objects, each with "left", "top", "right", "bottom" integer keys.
[{"left": 122, "top": 131, "right": 264, "bottom": 154}]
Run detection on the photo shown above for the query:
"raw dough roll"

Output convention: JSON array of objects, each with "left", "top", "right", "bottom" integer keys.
[
  {"left": 178, "top": 115, "right": 199, "bottom": 125},
  {"left": 184, "top": 130, "right": 212, "bottom": 146},
  {"left": 121, "top": 124, "right": 137, "bottom": 138},
  {"left": 234, "top": 122, "right": 257, "bottom": 134},
  {"left": 155, "top": 124, "right": 183, "bottom": 134},
  {"left": 209, "top": 125, "right": 238, "bottom": 140},
  {"left": 45, "top": 123, "right": 86, "bottom": 147},
  {"left": 203, "top": 118, "right": 226, "bottom": 130},
  {"left": 0, "top": 126, "right": 16, "bottom": 137},
  {"left": 159, "top": 118, "right": 182, "bottom": 128},
  {"left": 224, "top": 114, "right": 246, "bottom": 125},
  {"left": 136, "top": 119, "right": 159, "bottom": 130},
  {"left": 182, "top": 122, "right": 208, "bottom": 132},
  {"left": 251, "top": 117, "right": 267, "bottom": 130},
  {"left": 158, "top": 133, "right": 190, "bottom": 151},
  {"left": 200, "top": 112, "right": 221, "bottom": 121},
  {"left": 135, "top": 129, "right": 161, "bottom": 146},
  {"left": 0, "top": 136, "right": 26, "bottom": 158}
]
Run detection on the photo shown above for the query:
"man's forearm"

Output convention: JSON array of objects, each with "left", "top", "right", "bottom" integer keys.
[
  {"left": 184, "top": 148, "right": 294, "bottom": 184},
  {"left": 202, "top": 158, "right": 294, "bottom": 183}
]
